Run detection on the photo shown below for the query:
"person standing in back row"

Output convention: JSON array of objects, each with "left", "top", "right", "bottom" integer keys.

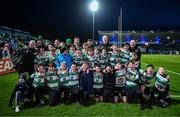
[{"left": 129, "top": 40, "right": 141, "bottom": 68}]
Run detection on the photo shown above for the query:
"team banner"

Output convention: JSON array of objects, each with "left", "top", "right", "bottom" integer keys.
[{"left": 0, "top": 58, "right": 15, "bottom": 75}]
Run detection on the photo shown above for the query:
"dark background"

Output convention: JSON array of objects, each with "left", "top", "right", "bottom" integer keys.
[{"left": 0, "top": 0, "right": 180, "bottom": 41}]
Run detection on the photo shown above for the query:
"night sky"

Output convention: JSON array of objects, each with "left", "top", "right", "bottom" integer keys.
[{"left": 0, "top": 0, "right": 180, "bottom": 40}]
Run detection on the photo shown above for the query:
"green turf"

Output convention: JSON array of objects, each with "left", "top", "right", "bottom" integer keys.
[{"left": 0, "top": 54, "right": 180, "bottom": 116}]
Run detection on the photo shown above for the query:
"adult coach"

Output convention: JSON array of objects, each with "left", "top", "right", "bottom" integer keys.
[
  {"left": 100, "top": 35, "right": 111, "bottom": 51},
  {"left": 14, "top": 40, "right": 37, "bottom": 76},
  {"left": 129, "top": 39, "right": 142, "bottom": 67}
]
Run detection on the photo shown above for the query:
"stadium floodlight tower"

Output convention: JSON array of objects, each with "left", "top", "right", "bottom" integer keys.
[{"left": 89, "top": 0, "right": 98, "bottom": 45}]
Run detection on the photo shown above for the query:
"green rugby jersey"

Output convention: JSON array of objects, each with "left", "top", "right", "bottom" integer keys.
[
  {"left": 74, "top": 54, "right": 84, "bottom": 70},
  {"left": 141, "top": 72, "right": 155, "bottom": 87},
  {"left": 115, "top": 68, "right": 126, "bottom": 87},
  {"left": 93, "top": 72, "right": 103, "bottom": 89},
  {"left": 34, "top": 54, "right": 48, "bottom": 65},
  {"left": 126, "top": 68, "right": 142, "bottom": 87},
  {"left": 46, "top": 71, "right": 59, "bottom": 89},
  {"left": 155, "top": 72, "right": 169, "bottom": 92},
  {"left": 69, "top": 50, "right": 75, "bottom": 58},
  {"left": 120, "top": 50, "right": 131, "bottom": 63},
  {"left": 30, "top": 72, "right": 46, "bottom": 87},
  {"left": 99, "top": 54, "right": 109, "bottom": 69},
  {"left": 46, "top": 51, "right": 56, "bottom": 64},
  {"left": 82, "top": 49, "right": 87, "bottom": 56},
  {"left": 94, "top": 54, "right": 100, "bottom": 65},
  {"left": 109, "top": 51, "right": 121, "bottom": 67},
  {"left": 69, "top": 70, "right": 79, "bottom": 86},
  {"left": 59, "top": 70, "right": 70, "bottom": 87},
  {"left": 85, "top": 55, "right": 95, "bottom": 69}
]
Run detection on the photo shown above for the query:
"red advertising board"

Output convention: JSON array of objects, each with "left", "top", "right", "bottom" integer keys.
[{"left": 0, "top": 58, "right": 16, "bottom": 75}]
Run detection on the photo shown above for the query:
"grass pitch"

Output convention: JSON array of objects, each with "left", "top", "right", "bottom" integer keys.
[{"left": 0, "top": 54, "right": 180, "bottom": 116}]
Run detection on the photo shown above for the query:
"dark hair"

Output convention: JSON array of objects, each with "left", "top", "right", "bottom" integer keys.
[
  {"left": 37, "top": 63, "right": 44, "bottom": 67},
  {"left": 19, "top": 73, "right": 26, "bottom": 80},
  {"left": 116, "top": 60, "right": 124, "bottom": 64},
  {"left": 147, "top": 64, "right": 155, "bottom": 69},
  {"left": 105, "top": 63, "right": 112, "bottom": 68},
  {"left": 71, "top": 62, "right": 77, "bottom": 66},
  {"left": 123, "top": 42, "right": 129, "bottom": 47},
  {"left": 95, "top": 64, "right": 101, "bottom": 68},
  {"left": 60, "top": 47, "right": 67, "bottom": 54},
  {"left": 82, "top": 60, "right": 89, "bottom": 66}
]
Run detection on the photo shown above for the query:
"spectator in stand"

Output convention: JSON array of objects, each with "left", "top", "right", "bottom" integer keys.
[{"left": 2, "top": 44, "right": 11, "bottom": 59}]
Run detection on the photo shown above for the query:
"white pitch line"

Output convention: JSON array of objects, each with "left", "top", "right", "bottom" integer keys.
[
  {"left": 170, "top": 95, "right": 180, "bottom": 98},
  {"left": 141, "top": 62, "right": 180, "bottom": 76}
]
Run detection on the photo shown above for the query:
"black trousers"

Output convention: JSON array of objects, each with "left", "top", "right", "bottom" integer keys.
[
  {"left": 33, "top": 86, "right": 46, "bottom": 104},
  {"left": 69, "top": 85, "right": 79, "bottom": 102},
  {"left": 79, "top": 90, "right": 90, "bottom": 105},
  {"left": 16, "top": 64, "right": 34, "bottom": 76},
  {"left": 154, "top": 87, "right": 167, "bottom": 101},
  {"left": 127, "top": 86, "right": 144, "bottom": 105},
  {"left": 60, "top": 85, "right": 70, "bottom": 102},
  {"left": 103, "top": 88, "right": 114, "bottom": 103},
  {"left": 47, "top": 88, "right": 60, "bottom": 106}
]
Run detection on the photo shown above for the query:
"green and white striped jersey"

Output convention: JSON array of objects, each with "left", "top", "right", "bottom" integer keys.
[
  {"left": 155, "top": 72, "right": 169, "bottom": 92},
  {"left": 109, "top": 51, "right": 121, "bottom": 67},
  {"left": 46, "top": 71, "right": 59, "bottom": 89},
  {"left": 120, "top": 50, "right": 131, "bottom": 63},
  {"left": 85, "top": 55, "right": 95, "bottom": 70},
  {"left": 59, "top": 70, "right": 70, "bottom": 87},
  {"left": 99, "top": 54, "right": 109, "bottom": 69},
  {"left": 46, "top": 51, "right": 56, "bottom": 64},
  {"left": 74, "top": 54, "right": 84, "bottom": 70},
  {"left": 94, "top": 54, "right": 100, "bottom": 65},
  {"left": 30, "top": 72, "right": 46, "bottom": 87},
  {"left": 69, "top": 70, "right": 79, "bottom": 86},
  {"left": 69, "top": 50, "right": 75, "bottom": 58},
  {"left": 82, "top": 49, "right": 87, "bottom": 56},
  {"left": 115, "top": 68, "right": 126, "bottom": 87},
  {"left": 93, "top": 72, "right": 103, "bottom": 89},
  {"left": 34, "top": 54, "right": 48, "bottom": 65},
  {"left": 141, "top": 72, "right": 155, "bottom": 87},
  {"left": 126, "top": 68, "right": 143, "bottom": 87}
]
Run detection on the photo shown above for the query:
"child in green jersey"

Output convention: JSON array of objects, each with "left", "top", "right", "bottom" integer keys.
[
  {"left": 140, "top": 64, "right": 155, "bottom": 108},
  {"left": 154, "top": 66, "right": 170, "bottom": 108},
  {"left": 74, "top": 48, "right": 84, "bottom": 71},
  {"left": 126, "top": 60, "right": 145, "bottom": 110},
  {"left": 85, "top": 47, "right": 95, "bottom": 70},
  {"left": 109, "top": 44, "right": 121, "bottom": 67},
  {"left": 120, "top": 43, "right": 131, "bottom": 64},
  {"left": 46, "top": 63, "right": 60, "bottom": 106},
  {"left": 34, "top": 47, "right": 48, "bottom": 71},
  {"left": 30, "top": 64, "right": 46, "bottom": 107},
  {"left": 93, "top": 64, "right": 103, "bottom": 102},
  {"left": 58, "top": 61, "right": 70, "bottom": 103},
  {"left": 114, "top": 61, "right": 127, "bottom": 103},
  {"left": 69, "top": 62, "right": 79, "bottom": 103},
  {"left": 99, "top": 47, "right": 109, "bottom": 70}
]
